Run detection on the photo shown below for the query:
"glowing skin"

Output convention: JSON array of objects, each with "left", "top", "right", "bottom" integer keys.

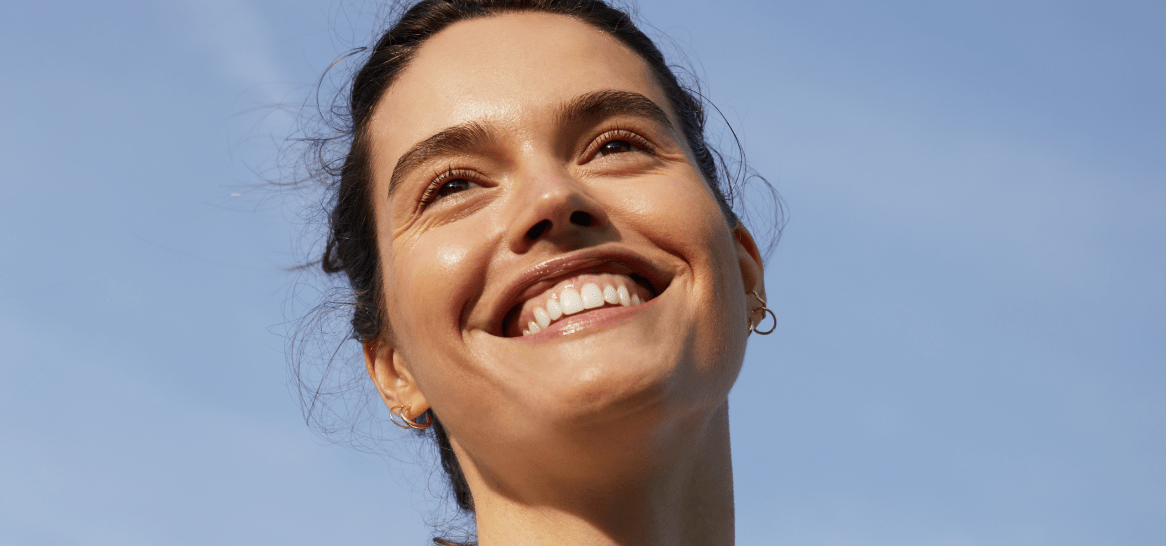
[{"left": 361, "top": 13, "right": 765, "bottom": 546}]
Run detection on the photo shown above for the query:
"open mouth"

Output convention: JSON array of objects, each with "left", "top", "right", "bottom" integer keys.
[
  {"left": 493, "top": 250, "right": 671, "bottom": 339},
  {"left": 502, "top": 272, "right": 658, "bottom": 337}
]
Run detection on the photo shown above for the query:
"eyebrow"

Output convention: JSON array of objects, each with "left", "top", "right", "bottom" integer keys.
[
  {"left": 388, "top": 121, "right": 494, "bottom": 199},
  {"left": 555, "top": 89, "right": 674, "bottom": 131},
  {"left": 387, "top": 90, "right": 674, "bottom": 198}
]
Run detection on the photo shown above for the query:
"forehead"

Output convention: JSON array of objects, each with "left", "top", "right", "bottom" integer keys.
[{"left": 369, "top": 12, "right": 666, "bottom": 156}]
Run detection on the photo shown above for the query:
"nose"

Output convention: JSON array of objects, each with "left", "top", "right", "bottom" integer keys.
[{"left": 506, "top": 168, "right": 612, "bottom": 254}]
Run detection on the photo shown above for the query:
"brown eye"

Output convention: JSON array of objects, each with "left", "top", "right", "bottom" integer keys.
[
  {"left": 421, "top": 170, "right": 482, "bottom": 207},
  {"left": 598, "top": 140, "right": 638, "bottom": 156},
  {"left": 435, "top": 178, "right": 474, "bottom": 199}
]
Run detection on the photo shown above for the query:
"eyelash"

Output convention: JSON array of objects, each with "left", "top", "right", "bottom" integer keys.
[
  {"left": 415, "top": 128, "right": 657, "bottom": 209},
  {"left": 587, "top": 128, "right": 656, "bottom": 159},
  {"left": 419, "top": 167, "right": 479, "bottom": 207}
]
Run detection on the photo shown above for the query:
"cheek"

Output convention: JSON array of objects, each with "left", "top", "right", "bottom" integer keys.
[
  {"left": 383, "top": 229, "right": 481, "bottom": 348},
  {"left": 639, "top": 174, "right": 746, "bottom": 362},
  {"left": 381, "top": 230, "right": 512, "bottom": 442},
  {"left": 635, "top": 174, "right": 735, "bottom": 265}
]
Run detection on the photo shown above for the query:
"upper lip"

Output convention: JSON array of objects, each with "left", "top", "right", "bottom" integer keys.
[{"left": 486, "top": 245, "right": 672, "bottom": 337}]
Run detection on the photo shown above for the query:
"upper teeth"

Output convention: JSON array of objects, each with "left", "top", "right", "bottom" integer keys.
[{"left": 522, "top": 281, "right": 643, "bottom": 336}]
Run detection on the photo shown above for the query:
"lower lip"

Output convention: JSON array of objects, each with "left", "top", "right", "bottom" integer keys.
[{"left": 518, "top": 297, "right": 657, "bottom": 341}]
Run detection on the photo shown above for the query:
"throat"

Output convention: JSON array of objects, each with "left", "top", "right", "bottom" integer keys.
[{"left": 467, "top": 403, "right": 736, "bottom": 546}]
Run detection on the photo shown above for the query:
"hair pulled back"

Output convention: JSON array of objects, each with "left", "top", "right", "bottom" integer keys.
[{"left": 302, "top": 0, "right": 769, "bottom": 519}]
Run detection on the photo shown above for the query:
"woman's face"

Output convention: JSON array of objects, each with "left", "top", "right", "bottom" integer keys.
[{"left": 366, "top": 13, "right": 763, "bottom": 464}]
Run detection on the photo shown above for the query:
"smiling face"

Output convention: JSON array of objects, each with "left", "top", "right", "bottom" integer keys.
[{"left": 364, "top": 12, "right": 763, "bottom": 488}]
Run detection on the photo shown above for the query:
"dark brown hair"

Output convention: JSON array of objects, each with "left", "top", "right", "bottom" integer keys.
[{"left": 293, "top": 0, "right": 779, "bottom": 525}]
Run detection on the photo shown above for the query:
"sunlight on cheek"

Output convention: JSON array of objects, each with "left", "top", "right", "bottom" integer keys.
[
  {"left": 434, "top": 244, "right": 469, "bottom": 272},
  {"left": 406, "top": 242, "right": 469, "bottom": 285}
]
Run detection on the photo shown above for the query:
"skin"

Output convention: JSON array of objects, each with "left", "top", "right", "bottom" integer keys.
[{"left": 360, "top": 13, "right": 766, "bottom": 546}]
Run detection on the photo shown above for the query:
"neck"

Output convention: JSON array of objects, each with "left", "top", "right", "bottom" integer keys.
[{"left": 460, "top": 401, "right": 735, "bottom": 546}]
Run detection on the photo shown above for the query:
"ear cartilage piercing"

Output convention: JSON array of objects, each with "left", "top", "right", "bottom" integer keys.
[{"left": 747, "top": 290, "right": 776, "bottom": 335}]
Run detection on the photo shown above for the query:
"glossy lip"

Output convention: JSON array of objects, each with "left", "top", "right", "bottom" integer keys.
[
  {"left": 518, "top": 294, "right": 658, "bottom": 342},
  {"left": 485, "top": 246, "right": 673, "bottom": 338}
]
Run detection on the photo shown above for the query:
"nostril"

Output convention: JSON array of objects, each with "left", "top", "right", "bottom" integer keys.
[
  {"left": 569, "top": 210, "right": 596, "bottom": 227},
  {"left": 525, "top": 219, "right": 551, "bottom": 240}
]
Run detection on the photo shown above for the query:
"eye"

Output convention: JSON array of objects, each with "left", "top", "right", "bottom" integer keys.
[
  {"left": 436, "top": 177, "right": 474, "bottom": 199},
  {"left": 420, "top": 168, "right": 481, "bottom": 207},
  {"left": 597, "top": 139, "right": 638, "bottom": 156},
  {"left": 586, "top": 129, "right": 655, "bottom": 161}
]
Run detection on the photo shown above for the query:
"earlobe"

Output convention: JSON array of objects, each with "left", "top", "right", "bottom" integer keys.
[{"left": 363, "top": 338, "right": 430, "bottom": 415}]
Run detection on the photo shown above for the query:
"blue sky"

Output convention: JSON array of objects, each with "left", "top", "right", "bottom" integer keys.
[{"left": 1, "top": 0, "right": 1163, "bottom": 544}]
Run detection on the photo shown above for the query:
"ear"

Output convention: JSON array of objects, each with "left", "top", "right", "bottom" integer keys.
[
  {"left": 363, "top": 337, "right": 430, "bottom": 416},
  {"left": 733, "top": 224, "right": 765, "bottom": 294},
  {"left": 733, "top": 224, "right": 767, "bottom": 322}
]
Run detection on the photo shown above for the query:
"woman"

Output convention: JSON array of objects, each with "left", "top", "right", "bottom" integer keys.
[{"left": 296, "top": 0, "right": 778, "bottom": 544}]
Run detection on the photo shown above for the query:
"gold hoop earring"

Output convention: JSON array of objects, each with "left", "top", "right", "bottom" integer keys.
[
  {"left": 389, "top": 404, "right": 433, "bottom": 430},
  {"left": 748, "top": 290, "right": 776, "bottom": 335}
]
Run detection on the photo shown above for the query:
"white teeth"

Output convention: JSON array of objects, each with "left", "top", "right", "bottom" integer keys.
[
  {"left": 618, "top": 285, "right": 631, "bottom": 306},
  {"left": 545, "top": 299, "right": 563, "bottom": 320},
  {"left": 520, "top": 280, "right": 648, "bottom": 335},
  {"left": 603, "top": 285, "right": 619, "bottom": 305},
  {"left": 534, "top": 307, "right": 551, "bottom": 329},
  {"left": 560, "top": 287, "right": 584, "bottom": 315},
  {"left": 581, "top": 283, "right": 604, "bottom": 309}
]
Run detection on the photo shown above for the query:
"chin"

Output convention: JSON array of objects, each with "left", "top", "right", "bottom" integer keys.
[{"left": 498, "top": 283, "right": 741, "bottom": 430}]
